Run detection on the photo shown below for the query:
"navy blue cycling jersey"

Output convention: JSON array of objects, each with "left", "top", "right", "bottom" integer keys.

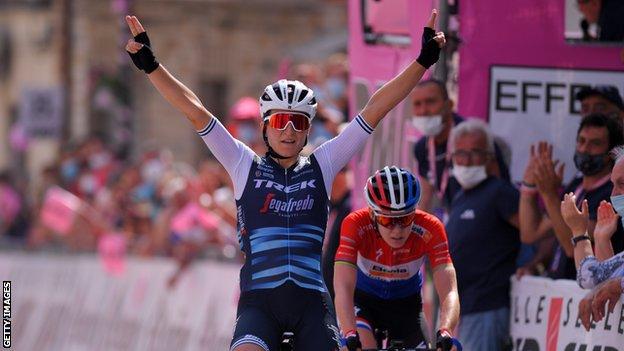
[
  {"left": 237, "top": 154, "right": 329, "bottom": 292},
  {"left": 197, "top": 115, "right": 374, "bottom": 294}
]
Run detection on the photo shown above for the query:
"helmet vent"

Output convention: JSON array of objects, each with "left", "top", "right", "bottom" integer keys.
[
  {"left": 272, "top": 84, "right": 283, "bottom": 100},
  {"left": 298, "top": 90, "right": 308, "bottom": 102},
  {"left": 287, "top": 84, "right": 295, "bottom": 104}
]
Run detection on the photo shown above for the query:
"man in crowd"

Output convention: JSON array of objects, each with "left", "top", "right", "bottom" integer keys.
[
  {"left": 519, "top": 114, "right": 624, "bottom": 280},
  {"left": 445, "top": 119, "right": 520, "bottom": 351},
  {"left": 576, "top": 85, "right": 624, "bottom": 120},
  {"left": 410, "top": 79, "right": 510, "bottom": 214},
  {"left": 576, "top": 0, "right": 624, "bottom": 42}
]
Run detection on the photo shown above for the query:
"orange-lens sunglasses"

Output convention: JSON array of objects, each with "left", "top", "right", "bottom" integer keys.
[
  {"left": 375, "top": 213, "right": 416, "bottom": 228},
  {"left": 267, "top": 112, "right": 310, "bottom": 132}
]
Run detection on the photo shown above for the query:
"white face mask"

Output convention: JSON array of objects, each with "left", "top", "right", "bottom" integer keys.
[
  {"left": 452, "top": 165, "right": 487, "bottom": 189},
  {"left": 411, "top": 115, "right": 443, "bottom": 136}
]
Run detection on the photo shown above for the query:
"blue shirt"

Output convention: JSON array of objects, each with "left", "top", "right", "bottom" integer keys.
[{"left": 446, "top": 177, "right": 520, "bottom": 315}]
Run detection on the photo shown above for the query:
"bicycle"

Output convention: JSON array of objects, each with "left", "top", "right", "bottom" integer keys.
[
  {"left": 279, "top": 330, "right": 462, "bottom": 351},
  {"left": 372, "top": 329, "right": 463, "bottom": 351}
]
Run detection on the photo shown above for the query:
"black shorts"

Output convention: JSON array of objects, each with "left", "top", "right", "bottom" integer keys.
[
  {"left": 230, "top": 281, "right": 341, "bottom": 351},
  {"left": 354, "top": 289, "right": 430, "bottom": 348}
]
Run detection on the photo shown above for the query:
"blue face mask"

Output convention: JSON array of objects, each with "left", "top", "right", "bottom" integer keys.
[
  {"left": 61, "top": 159, "right": 79, "bottom": 182},
  {"left": 610, "top": 194, "right": 624, "bottom": 217}
]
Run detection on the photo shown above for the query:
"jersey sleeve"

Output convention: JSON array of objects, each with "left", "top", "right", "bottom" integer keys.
[
  {"left": 334, "top": 212, "right": 364, "bottom": 266},
  {"left": 422, "top": 214, "right": 452, "bottom": 269},
  {"left": 196, "top": 117, "right": 255, "bottom": 200}
]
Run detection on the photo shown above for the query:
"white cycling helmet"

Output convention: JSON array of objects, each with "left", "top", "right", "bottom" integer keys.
[{"left": 259, "top": 79, "right": 317, "bottom": 120}]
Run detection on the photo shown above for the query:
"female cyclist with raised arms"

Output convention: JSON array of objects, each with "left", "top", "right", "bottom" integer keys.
[
  {"left": 124, "top": 10, "right": 445, "bottom": 351},
  {"left": 334, "top": 167, "right": 459, "bottom": 351}
]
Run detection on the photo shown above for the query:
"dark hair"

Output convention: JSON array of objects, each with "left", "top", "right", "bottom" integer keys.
[
  {"left": 415, "top": 79, "right": 449, "bottom": 101},
  {"left": 578, "top": 113, "right": 624, "bottom": 150}
]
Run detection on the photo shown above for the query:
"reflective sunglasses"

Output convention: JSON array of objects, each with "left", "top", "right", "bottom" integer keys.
[
  {"left": 267, "top": 112, "right": 311, "bottom": 132},
  {"left": 375, "top": 213, "right": 416, "bottom": 228}
]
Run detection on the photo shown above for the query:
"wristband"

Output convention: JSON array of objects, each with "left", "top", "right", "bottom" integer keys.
[
  {"left": 342, "top": 329, "right": 357, "bottom": 338},
  {"left": 520, "top": 185, "right": 538, "bottom": 195},
  {"left": 571, "top": 233, "right": 591, "bottom": 247},
  {"left": 437, "top": 328, "right": 452, "bottom": 337},
  {"left": 521, "top": 180, "right": 536, "bottom": 188}
]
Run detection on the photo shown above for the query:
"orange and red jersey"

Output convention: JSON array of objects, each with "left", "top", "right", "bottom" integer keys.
[{"left": 335, "top": 208, "right": 452, "bottom": 299}]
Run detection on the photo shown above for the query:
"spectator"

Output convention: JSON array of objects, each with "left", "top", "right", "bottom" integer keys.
[
  {"left": 578, "top": 276, "right": 624, "bottom": 331},
  {"left": 410, "top": 79, "right": 510, "bottom": 214},
  {"left": 0, "top": 171, "right": 28, "bottom": 241},
  {"left": 576, "top": 85, "right": 624, "bottom": 120},
  {"left": 445, "top": 119, "right": 519, "bottom": 351},
  {"left": 323, "top": 53, "right": 349, "bottom": 118},
  {"left": 226, "top": 97, "right": 265, "bottom": 154},
  {"left": 576, "top": 0, "right": 624, "bottom": 42},
  {"left": 520, "top": 114, "right": 624, "bottom": 280},
  {"left": 560, "top": 193, "right": 623, "bottom": 289}
]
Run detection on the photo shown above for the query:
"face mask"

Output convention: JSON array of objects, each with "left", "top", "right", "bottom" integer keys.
[
  {"left": 141, "top": 159, "right": 164, "bottom": 185},
  {"left": 610, "top": 194, "right": 624, "bottom": 216},
  {"left": 573, "top": 151, "right": 607, "bottom": 176},
  {"left": 89, "top": 152, "right": 110, "bottom": 170},
  {"left": 411, "top": 115, "right": 443, "bottom": 136},
  {"left": 61, "top": 159, "right": 79, "bottom": 182},
  {"left": 237, "top": 123, "right": 258, "bottom": 144},
  {"left": 325, "top": 78, "right": 346, "bottom": 100},
  {"left": 79, "top": 174, "right": 97, "bottom": 195},
  {"left": 452, "top": 165, "right": 487, "bottom": 189}
]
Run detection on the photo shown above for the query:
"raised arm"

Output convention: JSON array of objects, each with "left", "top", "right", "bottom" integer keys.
[
  {"left": 560, "top": 193, "right": 593, "bottom": 269},
  {"left": 359, "top": 10, "right": 445, "bottom": 128},
  {"left": 534, "top": 146, "right": 573, "bottom": 256},
  {"left": 593, "top": 201, "right": 618, "bottom": 260},
  {"left": 519, "top": 143, "right": 549, "bottom": 243},
  {"left": 124, "top": 15, "right": 212, "bottom": 130}
]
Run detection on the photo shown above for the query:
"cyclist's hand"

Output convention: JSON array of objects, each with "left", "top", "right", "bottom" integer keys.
[
  {"left": 416, "top": 9, "right": 446, "bottom": 69},
  {"left": 125, "top": 15, "right": 160, "bottom": 73},
  {"left": 344, "top": 330, "right": 361, "bottom": 351},
  {"left": 435, "top": 329, "right": 453, "bottom": 351}
]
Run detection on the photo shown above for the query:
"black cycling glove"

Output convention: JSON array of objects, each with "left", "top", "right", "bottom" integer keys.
[
  {"left": 345, "top": 331, "right": 361, "bottom": 351},
  {"left": 416, "top": 27, "right": 442, "bottom": 69},
  {"left": 435, "top": 329, "right": 454, "bottom": 351},
  {"left": 127, "top": 32, "right": 159, "bottom": 74}
]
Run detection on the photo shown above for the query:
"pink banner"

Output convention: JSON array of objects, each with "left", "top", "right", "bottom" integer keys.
[{"left": 458, "top": 1, "right": 623, "bottom": 119}]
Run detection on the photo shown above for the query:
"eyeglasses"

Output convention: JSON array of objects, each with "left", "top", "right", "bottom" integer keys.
[
  {"left": 375, "top": 213, "right": 416, "bottom": 228},
  {"left": 267, "top": 112, "right": 310, "bottom": 132},
  {"left": 451, "top": 149, "right": 490, "bottom": 164}
]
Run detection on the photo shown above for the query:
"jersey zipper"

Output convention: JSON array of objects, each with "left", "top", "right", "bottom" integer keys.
[{"left": 285, "top": 167, "right": 291, "bottom": 281}]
